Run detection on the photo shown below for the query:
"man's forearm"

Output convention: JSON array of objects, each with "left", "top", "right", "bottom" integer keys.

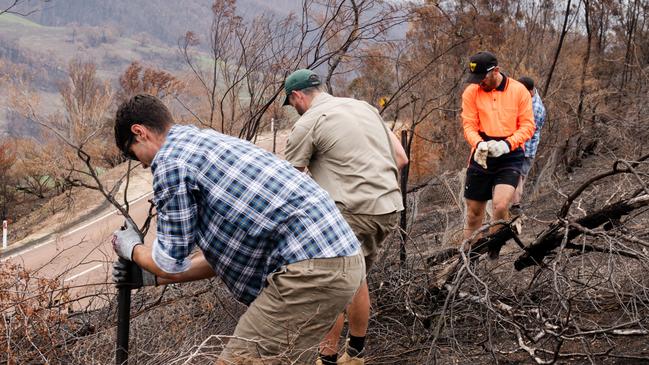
[
  {"left": 131, "top": 245, "right": 216, "bottom": 284},
  {"left": 389, "top": 130, "right": 409, "bottom": 171}
]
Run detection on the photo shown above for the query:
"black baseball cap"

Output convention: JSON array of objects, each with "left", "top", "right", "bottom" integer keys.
[
  {"left": 283, "top": 69, "right": 322, "bottom": 105},
  {"left": 466, "top": 51, "right": 498, "bottom": 84}
]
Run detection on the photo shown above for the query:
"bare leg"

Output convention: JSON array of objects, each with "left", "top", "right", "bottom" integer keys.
[
  {"left": 512, "top": 175, "right": 526, "bottom": 207},
  {"left": 492, "top": 184, "right": 516, "bottom": 224},
  {"left": 464, "top": 199, "right": 488, "bottom": 241},
  {"left": 319, "top": 280, "right": 370, "bottom": 356},
  {"left": 488, "top": 184, "right": 517, "bottom": 258},
  {"left": 320, "top": 313, "right": 345, "bottom": 356},
  {"left": 347, "top": 280, "right": 370, "bottom": 337}
]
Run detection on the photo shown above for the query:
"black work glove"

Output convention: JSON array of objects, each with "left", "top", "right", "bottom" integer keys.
[{"left": 113, "top": 258, "right": 157, "bottom": 289}]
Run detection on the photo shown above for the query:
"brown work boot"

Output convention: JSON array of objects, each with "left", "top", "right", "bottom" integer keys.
[
  {"left": 337, "top": 351, "right": 364, "bottom": 365},
  {"left": 316, "top": 354, "right": 340, "bottom": 365}
]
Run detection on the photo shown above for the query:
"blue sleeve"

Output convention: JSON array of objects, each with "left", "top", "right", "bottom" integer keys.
[
  {"left": 536, "top": 103, "right": 546, "bottom": 130},
  {"left": 151, "top": 159, "right": 197, "bottom": 274},
  {"left": 533, "top": 95, "right": 546, "bottom": 130}
]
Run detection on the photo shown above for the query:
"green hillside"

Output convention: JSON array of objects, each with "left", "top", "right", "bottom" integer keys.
[
  {"left": 0, "top": 13, "right": 42, "bottom": 27},
  {"left": 1, "top": 6, "right": 198, "bottom": 87},
  {"left": 28, "top": 0, "right": 298, "bottom": 46}
]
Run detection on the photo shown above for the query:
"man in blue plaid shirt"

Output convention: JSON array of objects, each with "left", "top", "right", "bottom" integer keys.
[
  {"left": 110, "top": 94, "right": 364, "bottom": 363},
  {"left": 511, "top": 76, "right": 547, "bottom": 216}
]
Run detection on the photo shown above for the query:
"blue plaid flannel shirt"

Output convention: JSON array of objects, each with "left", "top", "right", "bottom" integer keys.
[
  {"left": 150, "top": 125, "right": 360, "bottom": 305},
  {"left": 524, "top": 90, "right": 547, "bottom": 158}
]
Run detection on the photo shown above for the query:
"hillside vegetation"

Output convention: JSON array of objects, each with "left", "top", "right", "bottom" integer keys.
[
  {"left": 0, "top": 13, "right": 185, "bottom": 85},
  {"left": 30, "top": 0, "right": 298, "bottom": 46},
  {"left": 1, "top": 0, "right": 649, "bottom": 364}
]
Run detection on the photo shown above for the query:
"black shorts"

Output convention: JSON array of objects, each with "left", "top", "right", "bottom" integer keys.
[{"left": 464, "top": 148, "right": 524, "bottom": 201}]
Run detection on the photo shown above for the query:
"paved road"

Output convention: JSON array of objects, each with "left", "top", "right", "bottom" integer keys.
[
  {"left": 0, "top": 131, "right": 290, "bottom": 309},
  {"left": 2, "top": 193, "right": 156, "bottom": 309}
]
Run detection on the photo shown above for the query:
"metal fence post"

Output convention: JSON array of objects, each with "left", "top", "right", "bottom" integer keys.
[
  {"left": 116, "top": 258, "right": 132, "bottom": 365},
  {"left": 399, "top": 130, "right": 409, "bottom": 266},
  {"left": 271, "top": 118, "right": 278, "bottom": 154},
  {"left": 2, "top": 220, "right": 7, "bottom": 249}
]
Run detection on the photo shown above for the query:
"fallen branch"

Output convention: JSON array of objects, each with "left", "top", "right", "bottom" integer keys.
[
  {"left": 515, "top": 194, "right": 649, "bottom": 270},
  {"left": 427, "top": 220, "right": 519, "bottom": 289}
]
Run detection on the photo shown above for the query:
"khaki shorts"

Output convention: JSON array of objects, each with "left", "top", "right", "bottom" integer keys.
[
  {"left": 220, "top": 253, "right": 365, "bottom": 364},
  {"left": 340, "top": 210, "right": 400, "bottom": 272}
]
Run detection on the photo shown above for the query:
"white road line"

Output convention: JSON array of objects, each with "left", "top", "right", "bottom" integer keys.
[
  {"left": 64, "top": 263, "right": 103, "bottom": 282},
  {"left": 2, "top": 192, "right": 153, "bottom": 261}
]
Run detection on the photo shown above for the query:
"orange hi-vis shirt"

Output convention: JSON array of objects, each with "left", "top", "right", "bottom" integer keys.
[{"left": 461, "top": 76, "right": 535, "bottom": 154}]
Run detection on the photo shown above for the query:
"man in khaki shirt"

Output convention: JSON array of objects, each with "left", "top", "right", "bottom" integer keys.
[{"left": 284, "top": 69, "right": 408, "bottom": 365}]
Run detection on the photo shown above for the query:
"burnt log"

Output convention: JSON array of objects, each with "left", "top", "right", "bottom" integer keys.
[
  {"left": 514, "top": 194, "right": 649, "bottom": 270},
  {"left": 427, "top": 222, "right": 518, "bottom": 289}
]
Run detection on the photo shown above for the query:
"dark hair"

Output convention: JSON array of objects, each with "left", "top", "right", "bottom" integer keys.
[
  {"left": 114, "top": 94, "right": 173, "bottom": 157},
  {"left": 300, "top": 85, "right": 323, "bottom": 96},
  {"left": 518, "top": 76, "right": 535, "bottom": 91}
]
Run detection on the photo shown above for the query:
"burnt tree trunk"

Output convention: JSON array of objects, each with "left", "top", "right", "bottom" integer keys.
[
  {"left": 515, "top": 194, "right": 649, "bottom": 270},
  {"left": 543, "top": 0, "right": 572, "bottom": 97}
]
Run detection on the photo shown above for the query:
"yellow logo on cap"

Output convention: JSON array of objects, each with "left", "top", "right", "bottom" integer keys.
[{"left": 469, "top": 62, "right": 477, "bottom": 72}]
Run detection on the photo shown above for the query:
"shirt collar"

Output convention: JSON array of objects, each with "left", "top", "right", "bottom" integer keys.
[
  {"left": 151, "top": 124, "right": 181, "bottom": 170},
  {"left": 495, "top": 72, "right": 507, "bottom": 92},
  {"left": 309, "top": 92, "right": 333, "bottom": 109}
]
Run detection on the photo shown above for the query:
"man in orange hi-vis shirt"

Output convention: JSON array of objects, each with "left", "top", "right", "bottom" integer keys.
[{"left": 461, "top": 51, "right": 535, "bottom": 259}]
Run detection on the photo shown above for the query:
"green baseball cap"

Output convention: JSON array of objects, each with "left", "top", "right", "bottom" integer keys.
[{"left": 283, "top": 69, "right": 321, "bottom": 105}]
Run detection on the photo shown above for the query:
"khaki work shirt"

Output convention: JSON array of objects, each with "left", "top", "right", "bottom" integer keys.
[{"left": 285, "top": 92, "right": 403, "bottom": 215}]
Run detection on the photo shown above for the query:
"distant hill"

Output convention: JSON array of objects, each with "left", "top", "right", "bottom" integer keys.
[
  {"left": 29, "top": 0, "right": 299, "bottom": 46},
  {"left": 0, "top": 10, "right": 187, "bottom": 138},
  {"left": 0, "top": 0, "right": 302, "bottom": 137},
  {"left": 0, "top": 13, "right": 184, "bottom": 82}
]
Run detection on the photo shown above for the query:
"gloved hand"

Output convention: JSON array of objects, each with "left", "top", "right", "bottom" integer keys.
[
  {"left": 111, "top": 220, "right": 143, "bottom": 261},
  {"left": 473, "top": 141, "right": 489, "bottom": 169},
  {"left": 113, "top": 258, "right": 157, "bottom": 289},
  {"left": 487, "top": 140, "right": 510, "bottom": 158}
]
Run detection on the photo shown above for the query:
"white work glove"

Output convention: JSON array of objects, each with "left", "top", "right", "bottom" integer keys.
[
  {"left": 487, "top": 140, "right": 510, "bottom": 158},
  {"left": 473, "top": 141, "right": 489, "bottom": 169},
  {"left": 111, "top": 220, "right": 143, "bottom": 261}
]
